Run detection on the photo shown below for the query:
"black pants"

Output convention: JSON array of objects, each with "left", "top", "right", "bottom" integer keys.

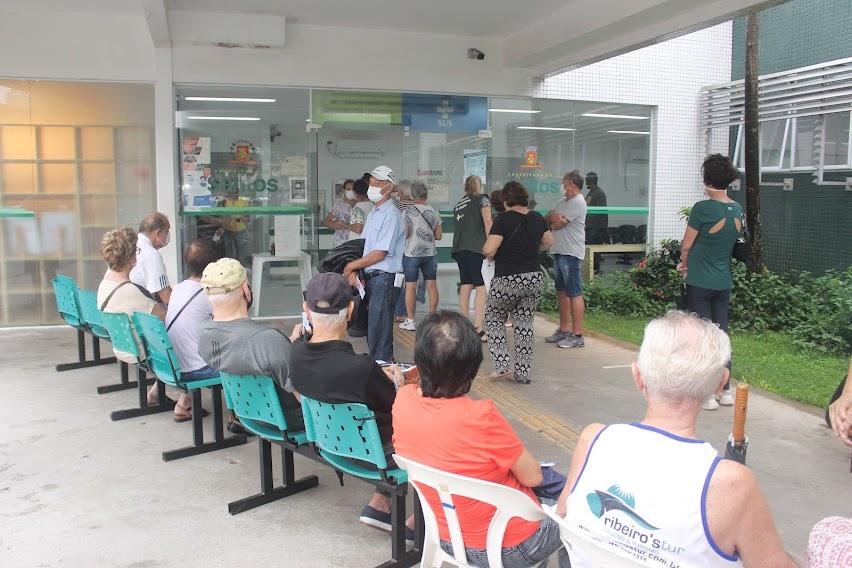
[{"left": 686, "top": 284, "right": 732, "bottom": 390}]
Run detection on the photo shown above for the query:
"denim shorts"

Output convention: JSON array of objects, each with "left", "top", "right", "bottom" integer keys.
[
  {"left": 181, "top": 365, "right": 219, "bottom": 381},
  {"left": 553, "top": 254, "right": 582, "bottom": 297},
  {"left": 403, "top": 254, "right": 438, "bottom": 282},
  {"left": 439, "top": 517, "right": 568, "bottom": 568}
]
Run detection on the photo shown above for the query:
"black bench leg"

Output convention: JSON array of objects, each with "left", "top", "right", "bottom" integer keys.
[
  {"left": 227, "top": 439, "right": 319, "bottom": 515},
  {"left": 374, "top": 485, "right": 421, "bottom": 568},
  {"left": 96, "top": 361, "right": 141, "bottom": 394},
  {"left": 162, "top": 386, "right": 247, "bottom": 462},
  {"left": 110, "top": 367, "right": 175, "bottom": 421},
  {"left": 56, "top": 330, "right": 117, "bottom": 372}
]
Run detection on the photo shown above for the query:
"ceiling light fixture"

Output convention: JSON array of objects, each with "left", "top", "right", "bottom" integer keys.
[
  {"left": 606, "top": 130, "right": 650, "bottom": 135},
  {"left": 187, "top": 116, "right": 261, "bottom": 121},
  {"left": 185, "top": 97, "right": 276, "bottom": 103},
  {"left": 517, "top": 126, "right": 575, "bottom": 131},
  {"left": 489, "top": 109, "right": 541, "bottom": 114},
  {"left": 583, "top": 113, "right": 649, "bottom": 120}
]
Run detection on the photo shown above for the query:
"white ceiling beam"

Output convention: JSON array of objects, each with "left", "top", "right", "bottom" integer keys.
[
  {"left": 504, "top": 0, "right": 778, "bottom": 75},
  {"left": 142, "top": 0, "right": 171, "bottom": 48}
]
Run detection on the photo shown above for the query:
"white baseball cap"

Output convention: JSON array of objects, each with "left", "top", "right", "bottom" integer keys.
[{"left": 370, "top": 165, "right": 397, "bottom": 184}]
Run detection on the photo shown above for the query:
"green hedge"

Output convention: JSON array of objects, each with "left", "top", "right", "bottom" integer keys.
[{"left": 539, "top": 241, "right": 852, "bottom": 355}]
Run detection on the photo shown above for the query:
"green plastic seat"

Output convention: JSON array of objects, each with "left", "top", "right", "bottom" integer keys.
[
  {"left": 77, "top": 289, "right": 110, "bottom": 340},
  {"left": 219, "top": 372, "right": 307, "bottom": 444},
  {"left": 51, "top": 275, "right": 84, "bottom": 329},
  {"left": 100, "top": 311, "right": 143, "bottom": 361},
  {"left": 131, "top": 311, "right": 221, "bottom": 391},
  {"left": 300, "top": 395, "right": 407, "bottom": 484}
]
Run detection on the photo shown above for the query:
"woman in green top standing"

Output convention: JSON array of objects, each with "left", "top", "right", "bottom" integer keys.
[{"left": 677, "top": 154, "right": 744, "bottom": 411}]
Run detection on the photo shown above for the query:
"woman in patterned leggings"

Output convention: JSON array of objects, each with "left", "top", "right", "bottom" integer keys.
[{"left": 483, "top": 181, "right": 553, "bottom": 384}]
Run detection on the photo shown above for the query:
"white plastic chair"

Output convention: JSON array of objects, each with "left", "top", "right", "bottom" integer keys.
[
  {"left": 541, "top": 504, "right": 646, "bottom": 568},
  {"left": 393, "top": 454, "right": 549, "bottom": 568}
]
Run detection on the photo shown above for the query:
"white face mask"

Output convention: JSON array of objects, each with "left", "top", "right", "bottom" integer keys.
[
  {"left": 344, "top": 189, "right": 355, "bottom": 200},
  {"left": 367, "top": 186, "right": 384, "bottom": 203},
  {"left": 162, "top": 231, "right": 171, "bottom": 247}
]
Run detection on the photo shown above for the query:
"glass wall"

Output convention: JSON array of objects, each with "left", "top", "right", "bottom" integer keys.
[
  {"left": 0, "top": 80, "right": 155, "bottom": 325},
  {"left": 176, "top": 86, "right": 314, "bottom": 317}
]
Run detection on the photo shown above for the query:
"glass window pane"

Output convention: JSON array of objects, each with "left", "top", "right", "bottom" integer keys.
[
  {"left": 80, "top": 126, "right": 114, "bottom": 160},
  {"left": 0, "top": 125, "right": 35, "bottom": 159},
  {"left": 794, "top": 116, "right": 817, "bottom": 168},
  {"left": 40, "top": 163, "right": 77, "bottom": 194},
  {"left": 823, "top": 112, "right": 850, "bottom": 166},
  {"left": 1, "top": 163, "right": 36, "bottom": 194},
  {"left": 39, "top": 126, "right": 76, "bottom": 160},
  {"left": 760, "top": 120, "right": 786, "bottom": 168}
]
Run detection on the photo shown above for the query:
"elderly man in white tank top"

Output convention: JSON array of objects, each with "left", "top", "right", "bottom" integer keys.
[{"left": 556, "top": 311, "right": 794, "bottom": 568}]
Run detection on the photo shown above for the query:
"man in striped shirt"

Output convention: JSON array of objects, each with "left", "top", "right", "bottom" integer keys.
[{"left": 130, "top": 211, "right": 173, "bottom": 304}]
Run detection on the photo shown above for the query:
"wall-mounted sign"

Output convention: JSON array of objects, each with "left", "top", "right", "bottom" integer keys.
[{"left": 463, "top": 149, "right": 487, "bottom": 185}]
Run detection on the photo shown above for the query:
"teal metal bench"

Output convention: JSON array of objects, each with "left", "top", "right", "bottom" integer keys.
[
  {"left": 51, "top": 275, "right": 116, "bottom": 372},
  {"left": 74, "top": 289, "right": 140, "bottom": 396},
  {"left": 301, "top": 395, "right": 421, "bottom": 568},
  {"left": 132, "top": 312, "right": 246, "bottom": 461},
  {"left": 100, "top": 311, "right": 175, "bottom": 421},
  {"left": 219, "top": 372, "right": 319, "bottom": 514}
]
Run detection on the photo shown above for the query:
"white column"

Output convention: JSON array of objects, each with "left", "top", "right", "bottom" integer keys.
[{"left": 153, "top": 46, "right": 179, "bottom": 284}]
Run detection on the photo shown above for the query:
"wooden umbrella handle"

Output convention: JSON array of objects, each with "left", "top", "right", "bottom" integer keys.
[{"left": 732, "top": 383, "right": 749, "bottom": 443}]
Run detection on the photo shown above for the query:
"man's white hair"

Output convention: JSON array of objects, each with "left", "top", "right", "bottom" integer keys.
[
  {"left": 309, "top": 307, "right": 348, "bottom": 329},
  {"left": 637, "top": 311, "right": 731, "bottom": 404},
  {"left": 207, "top": 287, "right": 244, "bottom": 306}
]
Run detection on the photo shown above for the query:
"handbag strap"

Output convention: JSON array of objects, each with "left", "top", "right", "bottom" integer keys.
[
  {"left": 412, "top": 204, "right": 436, "bottom": 232},
  {"left": 165, "top": 288, "right": 204, "bottom": 331},
  {"left": 99, "top": 281, "right": 130, "bottom": 311}
]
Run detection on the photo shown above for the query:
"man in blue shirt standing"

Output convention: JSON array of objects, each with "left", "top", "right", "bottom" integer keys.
[{"left": 343, "top": 166, "right": 405, "bottom": 362}]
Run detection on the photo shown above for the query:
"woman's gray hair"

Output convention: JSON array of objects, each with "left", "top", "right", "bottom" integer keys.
[
  {"left": 410, "top": 180, "right": 428, "bottom": 200},
  {"left": 637, "top": 311, "right": 731, "bottom": 404},
  {"left": 308, "top": 308, "right": 348, "bottom": 329}
]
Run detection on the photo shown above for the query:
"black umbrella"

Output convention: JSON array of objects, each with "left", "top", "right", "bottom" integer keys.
[{"left": 724, "top": 383, "right": 750, "bottom": 464}]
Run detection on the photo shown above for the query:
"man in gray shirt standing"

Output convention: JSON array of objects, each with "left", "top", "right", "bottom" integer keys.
[
  {"left": 197, "top": 258, "right": 304, "bottom": 431},
  {"left": 545, "top": 171, "right": 587, "bottom": 348}
]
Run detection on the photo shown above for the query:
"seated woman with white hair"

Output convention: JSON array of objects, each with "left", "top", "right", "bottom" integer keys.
[{"left": 555, "top": 311, "right": 794, "bottom": 568}]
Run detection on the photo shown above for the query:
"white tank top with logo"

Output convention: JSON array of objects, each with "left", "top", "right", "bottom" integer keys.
[{"left": 565, "top": 423, "right": 742, "bottom": 568}]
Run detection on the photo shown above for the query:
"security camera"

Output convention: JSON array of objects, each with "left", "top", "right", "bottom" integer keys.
[{"left": 467, "top": 48, "right": 485, "bottom": 61}]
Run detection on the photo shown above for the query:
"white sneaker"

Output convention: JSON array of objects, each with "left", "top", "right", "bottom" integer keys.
[
  {"left": 399, "top": 319, "right": 416, "bottom": 331},
  {"left": 702, "top": 396, "right": 720, "bottom": 411},
  {"left": 717, "top": 389, "right": 734, "bottom": 406}
]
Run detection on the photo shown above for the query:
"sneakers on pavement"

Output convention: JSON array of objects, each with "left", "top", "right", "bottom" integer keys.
[
  {"left": 702, "top": 396, "right": 720, "bottom": 411},
  {"left": 717, "top": 389, "right": 734, "bottom": 406},
  {"left": 399, "top": 318, "right": 416, "bottom": 331},
  {"left": 557, "top": 334, "right": 585, "bottom": 349},
  {"left": 359, "top": 505, "right": 392, "bottom": 532},
  {"left": 545, "top": 329, "right": 573, "bottom": 343}
]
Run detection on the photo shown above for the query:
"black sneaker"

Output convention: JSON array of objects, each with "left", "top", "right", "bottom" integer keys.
[
  {"left": 227, "top": 421, "right": 256, "bottom": 437},
  {"left": 359, "top": 505, "right": 392, "bottom": 532}
]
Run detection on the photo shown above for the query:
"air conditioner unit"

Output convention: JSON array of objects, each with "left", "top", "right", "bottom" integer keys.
[{"left": 334, "top": 139, "right": 386, "bottom": 159}]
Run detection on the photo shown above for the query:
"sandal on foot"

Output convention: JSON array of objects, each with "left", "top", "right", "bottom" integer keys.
[
  {"left": 488, "top": 370, "right": 512, "bottom": 381},
  {"left": 173, "top": 407, "right": 210, "bottom": 423},
  {"left": 477, "top": 330, "right": 487, "bottom": 343}
]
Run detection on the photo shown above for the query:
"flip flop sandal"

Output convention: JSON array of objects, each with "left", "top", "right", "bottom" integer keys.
[
  {"left": 478, "top": 330, "right": 487, "bottom": 343},
  {"left": 488, "top": 371, "right": 513, "bottom": 381},
  {"left": 173, "top": 407, "right": 210, "bottom": 423}
]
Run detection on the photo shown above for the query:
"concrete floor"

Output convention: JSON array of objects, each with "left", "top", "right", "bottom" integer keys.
[{"left": 1, "top": 318, "right": 850, "bottom": 567}]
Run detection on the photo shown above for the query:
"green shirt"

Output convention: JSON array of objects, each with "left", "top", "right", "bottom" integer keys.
[
  {"left": 685, "top": 199, "right": 744, "bottom": 291},
  {"left": 452, "top": 194, "right": 491, "bottom": 254}
]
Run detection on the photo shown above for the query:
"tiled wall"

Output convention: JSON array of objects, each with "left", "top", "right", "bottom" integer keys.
[{"left": 535, "top": 22, "right": 734, "bottom": 246}]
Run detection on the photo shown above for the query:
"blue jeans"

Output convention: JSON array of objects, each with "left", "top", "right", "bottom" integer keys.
[
  {"left": 403, "top": 255, "right": 438, "bottom": 282},
  {"left": 439, "top": 517, "right": 569, "bottom": 568},
  {"left": 553, "top": 254, "right": 583, "bottom": 297},
  {"left": 181, "top": 365, "right": 219, "bottom": 381},
  {"left": 366, "top": 271, "right": 400, "bottom": 362}
]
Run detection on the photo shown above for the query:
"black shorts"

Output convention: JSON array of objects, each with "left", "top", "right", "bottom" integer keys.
[{"left": 454, "top": 250, "right": 485, "bottom": 287}]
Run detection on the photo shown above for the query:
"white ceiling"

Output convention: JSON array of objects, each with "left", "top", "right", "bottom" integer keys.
[{"left": 167, "top": 0, "right": 572, "bottom": 38}]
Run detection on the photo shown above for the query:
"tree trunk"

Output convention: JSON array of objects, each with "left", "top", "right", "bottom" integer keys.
[{"left": 744, "top": 12, "right": 764, "bottom": 271}]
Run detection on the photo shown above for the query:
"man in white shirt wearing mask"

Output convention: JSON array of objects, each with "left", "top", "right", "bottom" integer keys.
[
  {"left": 131, "top": 211, "right": 173, "bottom": 304},
  {"left": 343, "top": 166, "right": 405, "bottom": 362}
]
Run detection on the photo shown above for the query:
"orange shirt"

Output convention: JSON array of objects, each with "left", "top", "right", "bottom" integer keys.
[{"left": 392, "top": 385, "right": 540, "bottom": 549}]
